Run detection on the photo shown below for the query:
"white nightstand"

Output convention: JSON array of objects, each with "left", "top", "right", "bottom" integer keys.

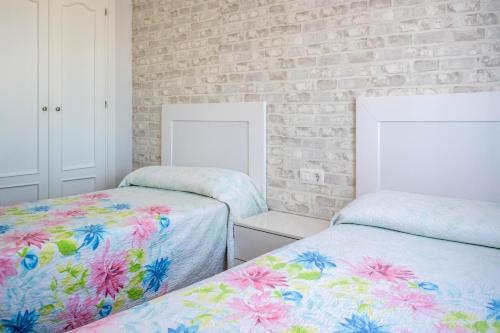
[{"left": 233, "top": 210, "right": 330, "bottom": 266}]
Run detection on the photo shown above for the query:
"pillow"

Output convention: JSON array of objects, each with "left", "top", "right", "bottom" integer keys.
[
  {"left": 120, "top": 166, "right": 268, "bottom": 264},
  {"left": 331, "top": 191, "right": 500, "bottom": 249},
  {"left": 119, "top": 166, "right": 268, "bottom": 221}
]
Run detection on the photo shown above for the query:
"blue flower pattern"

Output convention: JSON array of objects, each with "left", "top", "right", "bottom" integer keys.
[
  {"left": 99, "top": 303, "right": 113, "bottom": 318},
  {"left": 1, "top": 310, "right": 39, "bottom": 333},
  {"left": 160, "top": 216, "right": 170, "bottom": 230},
  {"left": 294, "top": 251, "right": 336, "bottom": 272},
  {"left": 0, "top": 225, "right": 10, "bottom": 234},
  {"left": 109, "top": 203, "right": 131, "bottom": 211},
  {"left": 21, "top": 253, "right": 38, "bottom": 270},
  {"left": 76, "top": 224, "right": 106, "bottom": 250},
  {"left": 282, "top": 290, "right": 303, "bottom": 304},
  {"left": 487, "top": 299, "right": 500, "bottom": 320},
  {"left": 335, "top": 314, "right": 389, "bottom": 333},
  {"left": 143, "top": 257, "right": 171, "bottom": 292},
  {"left": 167, "top": 324, "right": 199, "bottom": 333},
  {"left": 27, "top": 205, "right": 51, "bottom": 213},
  {"left": 418, "top": 282, "right": 439, "bottom": 291}
]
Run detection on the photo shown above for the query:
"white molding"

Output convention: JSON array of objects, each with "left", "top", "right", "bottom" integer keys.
[
  {"left": 161, "top": 103, "right": 267, "bottom": 195},
  {"left": 105, "top": 0, "right": 132, "bottom": 187},
  {"left": 356, "top": 92, "right": 500, "bottom": 201},
  {"left": 106, "top": 0, "right": 116, "bottom": 188}
]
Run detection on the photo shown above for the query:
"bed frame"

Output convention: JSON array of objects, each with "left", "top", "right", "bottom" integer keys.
[
  {"left": 161, "top": 102, "right": 267, "bottom": 194},
  {"left": 356, "top": 92, "right": 500, "bottom": 202}
]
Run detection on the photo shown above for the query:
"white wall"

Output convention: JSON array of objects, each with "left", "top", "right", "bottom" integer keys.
[{"left": 113, "top": 0, "right": 132, "bottom": 185}]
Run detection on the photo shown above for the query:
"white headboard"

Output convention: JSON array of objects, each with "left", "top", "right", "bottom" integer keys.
[
  {"left": 161, "top": 102, "right": 267, "bottom": 194},
  {"left": 356, "top": 92, "right": 500, "bottom": 202}
]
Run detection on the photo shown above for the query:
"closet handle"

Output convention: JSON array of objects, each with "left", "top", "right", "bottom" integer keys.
[
  {"left": 42, "top": 106, "right": 48, "bottom": 111},
  {"left": 55, "top": 106, "right": 61, "bottom": 112}
]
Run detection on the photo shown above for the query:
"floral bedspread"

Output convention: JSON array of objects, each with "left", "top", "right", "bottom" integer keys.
[
  {"left": 0, "top": 186, "right": 230, "bottom": 333},
  {"left": 75, "top": 224, "right": 500, "bottom": 333}
]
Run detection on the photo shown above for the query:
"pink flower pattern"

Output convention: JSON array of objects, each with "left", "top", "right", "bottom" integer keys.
[
  {"left": 138, "top": 205, "right": 172, "bottom": 216},
  {"left": 374, "top": 284, "right": 442, "bottom": 317},
  {"left": 51, "top": 208, "right": 87, "bottom": 219},
  {"left": 89, "top": 241, "right": 128, "bottom": 299},
  {"left": 57, "top": 295, "right": 99, "bottom": 331},
  {"left": 38, "top": 218, "right": 70, "bottom": 227},
  {"left": 128, "top": 217, "right": 158, "bottom": 246},
  {"left": 347, "top": 256, "right": 415, "bottom": 282},
  {"left": 0, "top": 258, "right": 17, "bottom": 285},
  {"left": 229, "top": 291, "right": 289, "bottom": 332},
  {"left": 73, "top": 200, "right": 99, "bottom": 207},
  {"left": 3, "top": 231, "right": 50, "bottom": 249},
  {"left": 225, "top": 265, "right": 288, "bottom": 291},
  {"left": 82, "top": 193, "right": 110, "bottom": 200}
]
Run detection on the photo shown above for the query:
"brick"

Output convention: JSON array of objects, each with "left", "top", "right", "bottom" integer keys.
[
  {"left": 413, "top": 60, "right": 440, "bottom": 72},
  {"left": 447, "top": 0, "right": 480, "bottom": 13},
  {"left": 481, "top": 55, "right": 500, "bottom": 67},
  {"left": 285, "top": 92, "right": 311, "bottom": 102},
  {"left": 454, "top": 28, "right": 485, "bottom": 41},
  {"left": 387, "top": 34, "right": 412, "bottom": 46},
  {"left": 372, "top": 75, "right": 407, "bottom": 86},
  {"left": 369, "top": 0, "right": 391, "bottom": 8},
  {"left": 441, "top": 57, "right": 477, "bottom": 70},
  {"left": 317, "top": 80, "right": 337, "bottom": 90},
  {"left": 464, "top": 13, "right": 498, "bottom": 26},
  {"left": 338, "top": 78, "right": 369, "bottom": 89},
  {"left": 415, "top": 31, "right": 450, "bottom": 44},
  {"left": 348, "top": 51, "right": 375, "bottom": 63}
]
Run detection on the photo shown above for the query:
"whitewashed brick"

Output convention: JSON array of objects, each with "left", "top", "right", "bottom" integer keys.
[
  {"left": 132, "top": 0, "right": 500, "bottom": 219},
  {"left": 413, "top": 60, "right": 440, "bottom": 72},
  {"left": 441, "top": 57, "right": 477, "bottom": 70}
]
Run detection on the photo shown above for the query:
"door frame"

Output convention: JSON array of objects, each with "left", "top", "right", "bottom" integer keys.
[{"left": 106, "top": 0, "right": 132, "bottom": 187}]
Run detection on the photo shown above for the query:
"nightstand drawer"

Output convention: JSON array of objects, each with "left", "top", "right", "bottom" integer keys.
[
  {"left": 234, "top": 225, "right": 296, "bottom": 261},
  {"left": 233, "top": 259, "right": 246, "bottom": 266}
]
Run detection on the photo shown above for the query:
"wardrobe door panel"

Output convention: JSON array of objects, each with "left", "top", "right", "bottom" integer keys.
[
  {"left": 50, "top": 0, "right": 107, "bottom": 197},
  {"left": 0, "top": 0, "right": 49, "bottom": 205}
]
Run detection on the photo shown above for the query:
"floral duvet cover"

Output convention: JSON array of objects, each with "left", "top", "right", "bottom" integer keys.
[
  {"left": 74, "top": 192, "right": 500, "bottom": 333},
  {"left": 0, "top": 167, "right": 267, "bottom": 333},
  {"left": 0, "top": 187, "right": 229, "bottom": 332}
]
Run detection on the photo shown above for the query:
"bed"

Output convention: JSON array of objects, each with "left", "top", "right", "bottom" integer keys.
[
  {"left": 71, "top": 91, "right": 500, "bottom": 333},
  {"left": 0, "top": 103, "right": 268, "bottom": 332}
]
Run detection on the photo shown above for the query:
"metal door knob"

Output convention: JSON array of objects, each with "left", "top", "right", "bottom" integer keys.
[
  {"left": 55, "top": 106, "right": 61, "bottom": 111},
  {"left": 42, "top": 106, "right": 48, "bottom": 111}
]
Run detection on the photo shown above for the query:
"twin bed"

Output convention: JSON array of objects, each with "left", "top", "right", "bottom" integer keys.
[
  {"left": 1, "top": 93, "right": 499, "bottom": 332},
  {"left": 0, "top": 103, "right": 268, "bottom": 332},
  {"left": 0, "top": 167, "right": 267, "bottom": 332}
]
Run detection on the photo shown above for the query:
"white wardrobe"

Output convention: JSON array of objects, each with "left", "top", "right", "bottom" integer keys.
[{"left": 0, "top": 0, "right": 131, "bottom": 205}]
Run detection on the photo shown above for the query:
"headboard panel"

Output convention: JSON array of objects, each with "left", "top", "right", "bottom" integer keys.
[
  {"left": 356, "top": 92, "right": 500, "bottom": 202},
  {"left": 161, "top": 102, "right": 266, "bottom": 194}
]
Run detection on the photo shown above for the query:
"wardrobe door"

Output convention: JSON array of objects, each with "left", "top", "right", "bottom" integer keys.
[
  {"left": 0, "top": 0, "right": 49, "bottom": 205},
  {"left": 49, "top": 0, "right": 107, "bottom": 197}
]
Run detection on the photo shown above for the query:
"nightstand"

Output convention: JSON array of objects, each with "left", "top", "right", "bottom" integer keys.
[{"left": 233, "top": 210, "right": 330, "bottom": 266}]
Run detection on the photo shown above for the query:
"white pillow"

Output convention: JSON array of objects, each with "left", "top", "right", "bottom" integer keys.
[{"left": 332, "top": 191, "right": 500, "bottom": 249}]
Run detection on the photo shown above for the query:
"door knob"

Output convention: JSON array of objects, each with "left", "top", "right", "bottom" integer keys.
[
  {"left": 42, "top": 106, "right": 48, "bottom": 111},
  {"left": 55, "top": 106, "right": 61, "bottom": 111}
]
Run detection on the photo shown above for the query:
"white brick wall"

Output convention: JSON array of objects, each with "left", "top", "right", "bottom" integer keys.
[{"left": 132, "top": 0, "right": 500, "bottom": 219}]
